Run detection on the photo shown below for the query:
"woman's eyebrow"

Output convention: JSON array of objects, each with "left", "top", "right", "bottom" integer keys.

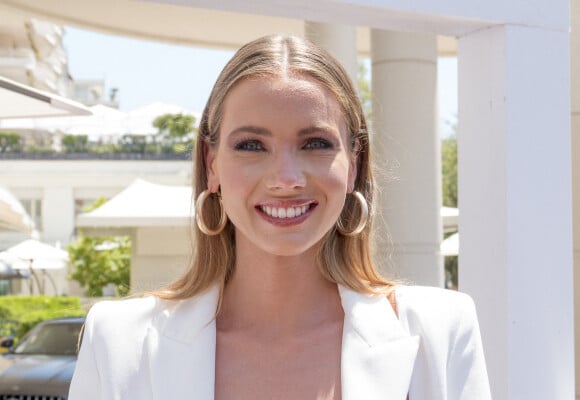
[
  {"left": 227, "top": 125, "right": 339, "bottom": 137},
  {"left": 298, "top": 125, "right": 339, "bottom": 136},
  {"left": 227, "top": 126, "right": 271, "bottom": 137}
]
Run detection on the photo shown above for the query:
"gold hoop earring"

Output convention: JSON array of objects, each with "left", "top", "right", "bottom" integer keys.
[
  {"left": 195, "top": 189, "right": 227, "bottom": 236},
  {"left": 336, "top": 191, "right": 368, "bottom": 236}
]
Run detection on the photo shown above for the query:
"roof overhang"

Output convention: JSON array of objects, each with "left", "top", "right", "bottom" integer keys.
[{"left": 0, "top": 0, "right": 458, "bottom": 56}]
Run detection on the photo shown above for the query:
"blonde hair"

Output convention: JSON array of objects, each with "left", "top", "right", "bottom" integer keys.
[{"left": 155, "top": 34, "right": 394, "bottom": 300}]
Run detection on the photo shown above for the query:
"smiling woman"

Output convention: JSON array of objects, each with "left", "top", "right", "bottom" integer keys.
[
  {"left": 69, "top": 35, "right": 491, "bottom": 400},
  {"left": 208, "top": 74, "right": 355, "bottom": 258}
]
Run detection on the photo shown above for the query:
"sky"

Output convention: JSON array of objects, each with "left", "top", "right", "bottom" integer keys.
[{"left": 63, "top": 27, "right": 457, "bottom": 137}]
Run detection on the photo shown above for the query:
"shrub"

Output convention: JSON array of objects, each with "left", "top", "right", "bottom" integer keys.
[
  {"left": 0, "top": 132, "right": 23, "bottom": 153},
  {"left": 0, "top": 296, "right": 85, "bottom": 341},
  {"left": 62, "top": 135, "right": 89, "bottom": 153}
]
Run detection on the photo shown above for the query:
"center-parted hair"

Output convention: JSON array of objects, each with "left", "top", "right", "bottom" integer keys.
[{"left": 155, "top": 34, "right": 393, "bottom": 300}]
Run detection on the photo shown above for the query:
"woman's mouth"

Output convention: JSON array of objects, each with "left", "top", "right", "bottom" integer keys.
[
  {"left": 260, "top": 204, "right": 312, "bottom": 218},
  {"left": 256, "top": 201, "right": 317, "bottom": 225}
]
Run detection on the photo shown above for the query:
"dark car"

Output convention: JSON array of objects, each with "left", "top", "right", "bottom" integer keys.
[{"left": 0, "top": 317, "right": 85, "bottom": 400}]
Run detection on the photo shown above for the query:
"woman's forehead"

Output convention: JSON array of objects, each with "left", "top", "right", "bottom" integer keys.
[{"left": 220, "top": 76, "right": 346, "bottom": 135}]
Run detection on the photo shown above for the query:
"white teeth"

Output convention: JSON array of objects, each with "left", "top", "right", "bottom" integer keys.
[{"left": 261, "top": 204, "right": 310, "bottom": 219}]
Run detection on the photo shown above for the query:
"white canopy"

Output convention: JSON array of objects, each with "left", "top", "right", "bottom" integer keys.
[
  {"left": 0, "top": 76, "right": 91, "bottom": 119},
  {"left": 0, "top": 102, "right": 198, "bottom": 139},
  {"left": 76, "top": 178, "right": 193, "bottom": 228}
]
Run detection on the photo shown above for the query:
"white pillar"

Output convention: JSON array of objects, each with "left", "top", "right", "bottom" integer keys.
[
  {"left": 571, "top": 0, "right": 580, "bottom": 397},
  {"left": 42, "top": 186, "right": 75, "bottom": 245},
  {"left": 303, "top": 21, "right": 358, "bottom": 84},
  {"left": 370, "top": 29, "right": 443, "bottom": 287},
  {"left": 458, "top": 25, "right": 573, "bottom": 400}
]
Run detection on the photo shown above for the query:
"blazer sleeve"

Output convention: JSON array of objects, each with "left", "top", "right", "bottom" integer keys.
[
  {"left": 446, "top": 295, "right": 492, "bottom": 400},
  {"left": 68, "top": 303, "right": 103, "bottom": 400}
]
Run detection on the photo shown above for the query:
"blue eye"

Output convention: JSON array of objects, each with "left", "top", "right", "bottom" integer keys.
[
  {"left": 304, "top": 138, "right": 333, "bottom": 150},
  {"left": 235, "top": 140, "right": 265, "bottom": 152}
]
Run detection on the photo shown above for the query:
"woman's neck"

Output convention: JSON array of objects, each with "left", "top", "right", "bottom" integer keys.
[{"left": 217, "top": 242, "right": 343, "bottom": 338}]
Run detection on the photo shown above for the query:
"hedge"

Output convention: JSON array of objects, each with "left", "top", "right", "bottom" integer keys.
[{"left": 0, "top": 296, "right": 86, "bottom": 341}]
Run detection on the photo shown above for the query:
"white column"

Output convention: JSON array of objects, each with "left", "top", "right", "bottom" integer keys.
[
  {"left": 571, "top": 0, "right": 580, "bottom": 397},
  {"left": 370, "top": 29, "right": 442, "bottom": 287},
  {"left": 42, "top": 186, "right": 75, "bottom": 245},
  {"left": 458, "top": 25, "right": 573, "bottom": 400},
  {"left": 303, "top": 21, "right": 358, "bottom": 84}
]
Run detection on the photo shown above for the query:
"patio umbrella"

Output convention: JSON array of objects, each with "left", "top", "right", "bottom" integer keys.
[
  {"left": 0, "top": 258, "right": 25, "bottom": 280},
  {"left": 0, "top": 76, "right": 91, "bottom": 119},
  {"left": 0, "top": 239, "right": 68, "bottom": 294},
  {"left": 0, "top": 104, "right": 126, "bottom": 140},
  {"left": 0, "top": 186, "right": 35, "bottom": 234},
  {"left": 56, "top": 104, "right": 128, "bottom": 140},
  {"left": 124, "top": 102, "right": 199, "bottom": 135}
]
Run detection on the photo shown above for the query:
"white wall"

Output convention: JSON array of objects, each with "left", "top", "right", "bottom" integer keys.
[{"left": 131, "top": 226, "right": 190, "bottom": 293}]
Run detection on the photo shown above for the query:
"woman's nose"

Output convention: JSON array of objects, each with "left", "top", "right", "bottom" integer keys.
[{"left": 265, "top": 151, "right": 306, "bottom": 190}]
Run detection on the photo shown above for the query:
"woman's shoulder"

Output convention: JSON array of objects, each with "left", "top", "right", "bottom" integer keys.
[
  {"left": 394, "top": 285, "right": 480, "bottom": 334},
  {"left": 87, "top": 295, "right": 158, "bottom": 319},
  {"left": 85, "top": 288, "right": 219, "bottom": 337},
  {"left": 395, "top": 285, "right": 476, "bottom": 308},
  {"left": 84, "top": 295, "right": 163, "bottom": 336}
]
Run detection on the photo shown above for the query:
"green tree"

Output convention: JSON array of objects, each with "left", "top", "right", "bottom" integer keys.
[
  {"left": 0, "top": 132, "right": 23, "bottom": 153},
  {"left": 67, "top": 198, "right": 131, "bottom": 297},
  {"left": 68, "top": 236, "right": 131, "bottom": 297},
  {"left": 357, "top": 60, "right": 372, "bottom": 124},
  {"left": 441, "top": 133, "right": 458, "bottom": 207},
  {"left": 153, "top": 113, "right": 196, "bottom": 154},
  {"left": 441, "top": 130, "right": 458, "bottom": 288}
]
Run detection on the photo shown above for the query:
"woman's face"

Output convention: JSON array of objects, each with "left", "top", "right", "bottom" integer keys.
[{"left": 206, "top": 74, "right": 357, "bottom": 257}]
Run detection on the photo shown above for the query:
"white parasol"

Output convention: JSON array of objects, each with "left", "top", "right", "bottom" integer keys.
[
  {"left": 0, "top": 239, "right": 69, "bottom": 294},
  {"left": 0, "top": 186, "right": 35, "bottom": 234}
]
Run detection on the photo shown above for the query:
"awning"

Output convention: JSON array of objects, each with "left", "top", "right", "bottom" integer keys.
[
  {"left": 0, "top": 76, "right": 92, "bottom": 119},
  {"left": 76, "top": 178, "right": 193, "bottom": 228}
]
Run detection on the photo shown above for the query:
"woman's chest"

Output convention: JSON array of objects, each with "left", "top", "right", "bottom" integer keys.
[{"left": 214, "top": 325, "right": 342, "bottom": 400}]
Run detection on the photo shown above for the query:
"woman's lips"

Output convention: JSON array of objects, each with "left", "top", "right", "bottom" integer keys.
[{"left": 256, "top": 201, "right": 318, "bottom": 226}]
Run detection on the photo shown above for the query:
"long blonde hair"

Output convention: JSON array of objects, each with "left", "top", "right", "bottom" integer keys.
[{"left": 155, "top": 34, "right": 394, "bottom": 300}]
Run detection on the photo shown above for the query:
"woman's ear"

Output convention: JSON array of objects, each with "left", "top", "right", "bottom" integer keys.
[{"left": 204, "top": 141, "right": 220, "bottom": 192}]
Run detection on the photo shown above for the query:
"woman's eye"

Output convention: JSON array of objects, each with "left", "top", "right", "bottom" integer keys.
[
  {"left": 235, "top": 140, "right": 265, "bottom": 152},
  {"left": 304, "top": 138, "right": 333, "bottom": 150}
]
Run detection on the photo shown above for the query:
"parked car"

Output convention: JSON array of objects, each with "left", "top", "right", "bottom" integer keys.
[{"left": 0, "top": 317, "right": 85, "bottom": 400}]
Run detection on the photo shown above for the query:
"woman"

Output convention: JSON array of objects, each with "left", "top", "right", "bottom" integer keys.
[{"left": 69, "top": 35, "right": 491, "bottom": 400}]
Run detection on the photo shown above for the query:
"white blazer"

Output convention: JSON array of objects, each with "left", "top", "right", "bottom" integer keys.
[{"left": 69, "top": 285, "right": 491, "bottom": 400}]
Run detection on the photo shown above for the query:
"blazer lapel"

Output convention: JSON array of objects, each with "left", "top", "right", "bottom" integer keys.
[
  {"left": 146, "top": 284, "right": 220, "bottom": 400},
  {"left": 338, "top": 285, "right": 419, "bottom": 400},
  {"left": 143, "top": 284, "right": 417, "bottom": 400}
]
